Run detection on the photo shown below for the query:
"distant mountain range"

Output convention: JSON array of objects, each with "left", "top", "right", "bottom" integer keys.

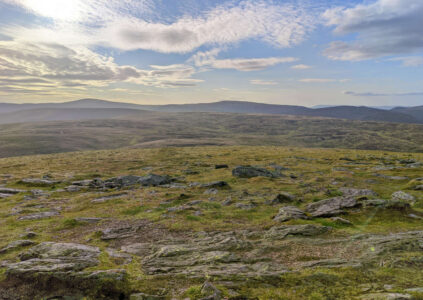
[{"left": 0, "top": 99, "right": 422, "bottom": 124}]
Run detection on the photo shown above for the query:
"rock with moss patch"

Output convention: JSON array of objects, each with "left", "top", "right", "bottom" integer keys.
[
  {"left": 306, "top": 196, "right": 359, "bottom": 217},
  {"left": 0, "top": 240, "right": 35, "bottom": 254},
  {"left": 273, "top": 206, "right": 308, "bottom": 222},
  {"left": 392, "top": 191, "right": 415, "bottom": 203}
]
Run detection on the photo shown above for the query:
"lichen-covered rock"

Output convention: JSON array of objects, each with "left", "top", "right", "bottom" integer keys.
[
  {"left": 339, "top": 188, "right": 377, "bottom": 198},
  {"left": 306, "top": 196, "right": 359, "bottom": 217},
  {"left": 232, "top": 166, "right": 280, "bottom": 178},
  {"left": 265, "top": 224, "right": 331, "bottom": 240},
  {"left": 273, "top": 206, "right": 308, "bottom": 222},
  {"left": 0, "top": 240, "right": 35, "bottom": 254},
  {"left": 391, "top": 191, "right": 415, "bottom": 203}
]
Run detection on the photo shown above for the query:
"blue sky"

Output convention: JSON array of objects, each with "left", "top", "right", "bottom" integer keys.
[{"left": 0, "top": 0, "right": 422, "bottom": 106}]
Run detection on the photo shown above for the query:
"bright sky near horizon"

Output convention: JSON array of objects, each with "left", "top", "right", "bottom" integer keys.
[{"left": 0, "top": 0, "right": 422, "bottom": 106}]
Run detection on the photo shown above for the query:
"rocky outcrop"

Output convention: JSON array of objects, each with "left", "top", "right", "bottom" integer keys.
[
  {"left": 265, "top": 224, "right": 331, "bottom": 240},
  {"left": 268, "top": 192, "right": 296, "bottom": 205},
  {"left": 273, "top": 206, "right": 308, "bottom": 222},
  {"left": 232, "top": 166, "right": 281, "bottom": 178},
  {"left": 17, "top": 211, "right": 60, "bottom": 221},
  {"left": 0, "top": 240, "right": 35, "bottom": 254},
  {"left": 306, "top": 196, "right": 360, "bottom": 217},
  {"left": 19, "top": 178, "right": 60, "bottom": 186},
  {"left": 104, "top": 174, "right": 172, "bottom": 189}
]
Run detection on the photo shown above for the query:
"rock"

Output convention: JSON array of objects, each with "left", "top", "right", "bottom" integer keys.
[
  {"left": 106, "top": 248, "right": 132, "bottom": 265},
  {"left": 89, "top": 178, "right": 105, "bottom": 189},
  {"left": 268, "top": 192, "right": 296, "bottom": 204},
  {"left": 235, "top": 201, "right": 257, "bottom": 210},
  {"left": 200, "top": 181, "right": 228, "bottom": 188},
  {"left": 138, "top": 174, "right": 172, "bottom": 187},
  {"left": 101, "top": 225, "right": 141, "bottom": 240},
  {"left": 104, "top": 175, "right": 143, "bottom": 188},
  {"left": 30, "top": 189, "right": 49, "bottom": 197},
  {"left": 215, "top": 164, "right": 228, "bottom": 169},
  {"left": 222, "top": 197, "right": 233, "bottom": 206},
  {"left": 72, "top": 179, "right": 93, "bottom": 186},
  {"left": 361, "top": 199, "right": 388, "bottom": 207},
  {"left": 399, "top": 159, "right": 416, "bottom": 164},
  {"left": 65, "top": 185, "right": 82, "bottom": 192},
  {"left": 392, "top": 191, "right": 415, "bottom": 203},
  {"left": 232, "top": 166, "right": 280, "bottom": 178},
  {"left": 201, "top": 280, "right": 222, "bottom": 300},
  {"left": 184, "top": 169, "right": 199, "bottom": 175},
  {"left": 0, "top": 240, "right": 35, "bottom": 254},
  {"left": 0, "top": 193, "right": 12, "bottom": 199},
  {"left": 414, "top": 185, "right": 423, "bottom": 191},
  {"left": 405, "top": 287, "right": 423, "bottom": 293},
  {"left": 273, "top": 206, "right": 308, "bottom": 222},
  {"left": 19, "top": 232, "right": 37, "bottom": 239},
  {"left": 130, "top": 293, "right": 165, "bottom": 300},
  {"left": 19, "top": 178, "right": 59, "bottom": 186},
  {"left": 6, "top": 243, "right": 101, "bottom": 277},
  {"left": 204, "top": 188, "right": 218, "bottom": 195},
  {"left": 306, "top": 196, "right": 360, "bottom": 217},
  {"left": 17, "top": 211, "right": 60, "bottom": 221},
  {"left": 359, "top": 293, "right": 411, "bottom": 300},
  {"left": 91, "top": 192, "right": 128, "bottom": 203},
  {"left": 331, "top": 217, "right": 352, "bottom": 225},
  {"left": 408, "top": 214, "right": 423, "bottom": 220},
  {"left": 121, "top": 243, "right": 153, "bottom": 256},
  {"left": 339, "top": 188, "right": 377, "bottom": 198},
  {"left": 0, "top": 188, "right": 26, "bottom": 194},
  {"left": 265, "top": 224, "right": 331, "bottom": 240}
]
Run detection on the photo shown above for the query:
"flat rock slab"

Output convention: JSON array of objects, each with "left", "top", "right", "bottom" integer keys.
[
  {"left": 0, "top": 188, "right": 26, "bottom": 194},
  {"left": 17, "top": 211, "right": 60, "bottom": 221},
  {"left": 0, "top": 240, "right": 35, "bottom": 254},
  {"left": 265, "top": 224, "right": 331, "bottom": 240},
  {"left": 19, "top": 179, "right": 60, "bottom": 186}
]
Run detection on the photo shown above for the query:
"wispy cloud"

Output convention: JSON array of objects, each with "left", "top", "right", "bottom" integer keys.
[
  {"left": 323, "top": 0, "right": 423, "bottom": 61},
  {"left": 291, "top": 64, "right": 312, "bottom": 69},
  {"left": 3, "top": 0, "right": 317, "bottom": 54},
  {"left": 344, "top": 91, "right": 423, "bottom": 97},
  {"left": 300, "top": 78, "right": 349, "bottom": 83},
  {"left": 250, "top": 79, "right": 278, "bottom": 85},
  {"left": 191, "top": 48, "right": 297, "bottom": 71},
  {"left": 388, "top": 56, "right": 423, "bottom": 67}
]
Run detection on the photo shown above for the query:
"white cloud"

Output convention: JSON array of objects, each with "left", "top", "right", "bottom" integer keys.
[
  {"left": 323, "top": 0, "right": 423, "bottom": 61},
  {"left": 3, "top": 0, "right": 316, "bottom": 54},
  {"left": 0, "top": 41, "right": 202, "bottom": 94},
  {"left": 191, "top": 48, "right": 297, "bottom": 71},
  {"left": 250, "top": 79, "right": 278, "bottom": 85},
  {"left": 343, "top": 91, "right": 423, "bottom": 97},
  {"left": 291, "top": 64, "right": 312, "bottom": 69},
  {"left": 388, "top": 56, "right": 423, "bottom": 67},
  {"left": 299, "top": 78, "right": 348, "bottom": 83}
]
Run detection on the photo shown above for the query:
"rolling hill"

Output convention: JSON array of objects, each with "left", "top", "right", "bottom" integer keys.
[{"left": 1, "top": 99, "right": 422, "bottom": 124}]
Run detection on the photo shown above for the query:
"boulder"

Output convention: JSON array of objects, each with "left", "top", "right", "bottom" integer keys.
[
  {"left": 138, "top": 174, "right": 172, "bottom": 187},
  {"left": 392, "top": 191, "right": 415, "bottom": 203},
  {"left": 268, "top": 192, "right": 296, "bottom": 204},
  {"left": 273, "top": 206, "right": 308, "bottom": 222},
  {"left": 306, "top": 196, "right": 360, "bottom": 217},
  {"left": 232, "top": 166, "right": 280, "bottom": 178}
]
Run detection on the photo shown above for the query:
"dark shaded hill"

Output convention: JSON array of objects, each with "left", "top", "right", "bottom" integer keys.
[
  {"left": 391, "top": 106, "right": 423, "bottom": 122},
  {"left": 1, "top": 111, "right": 423, "bottom": 157}
]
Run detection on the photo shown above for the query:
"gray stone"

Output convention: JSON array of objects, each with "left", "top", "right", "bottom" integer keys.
[
  {"left": 91, "top": 192, "right": 128, "bottom": 203},
  {"left": 0, "top": 240, "right": 35, "bottom": 254},
  {"left": 268, "top": 192, "right": 296, "bottom": 204},
  {"left": 17, "top": 211, "right": 60, "bottom": 221},
  {"left": 75, "top": 217, "right": 103, "bottom": 223},
  {"left": 235, "top": 201, "right": 257, "bottom": 210},
  {"left": 265, "top": 224, "right": 331, "bottom": 240},
  {"left": 339, "top": 188, "right": 377, "bottom": 198},
  {"left": 204, "top": 188, "right": 218, "bottom": 195},
  {"left": 101, "top": 225, "right": 141, "bottom": 240},
  {"left": 201, "top": 181, "right": 229, "bottom": 188},
  {"left": 273, "top": 206, "right": 308, "bottom": 222},
  {"left": 414, "top": 185, "right": 423, "bottom": 191},
  {"left": 331, "top": 217, "right": 352, "bottom": 225},
  {"left": 232, "top": 166, "right": 280, "bottom": 178},
  {"left": 306, "top": 196, "right": 359, "bottom": 217},
  {"left": 0, "top": 188, "right": 26, "bottom": 194},
  {"left": 65, "top": 185, "right": 82, "bottom": 192},
  {"left": 392, "top": 191, "right": 415, "bottom": 203}
]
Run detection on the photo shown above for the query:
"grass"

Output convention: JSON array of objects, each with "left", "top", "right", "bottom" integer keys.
[{"left": 0, "top": 145, "right": 422, "bottom": 299}]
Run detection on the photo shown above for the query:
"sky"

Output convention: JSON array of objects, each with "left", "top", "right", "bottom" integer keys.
[{"left": 0, "top": 0, "right": 422, "bottom": 106}]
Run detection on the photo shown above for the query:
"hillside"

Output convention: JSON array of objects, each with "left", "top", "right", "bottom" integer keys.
[
  {"left": 1, "top": 112, "right": 423, "bottom": 158},
  {"left": 0, "top": 146, "right": 422, "bottom": 299},
  {"left": 1, "top": 99, "right": 422, "bottom": 124}
]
